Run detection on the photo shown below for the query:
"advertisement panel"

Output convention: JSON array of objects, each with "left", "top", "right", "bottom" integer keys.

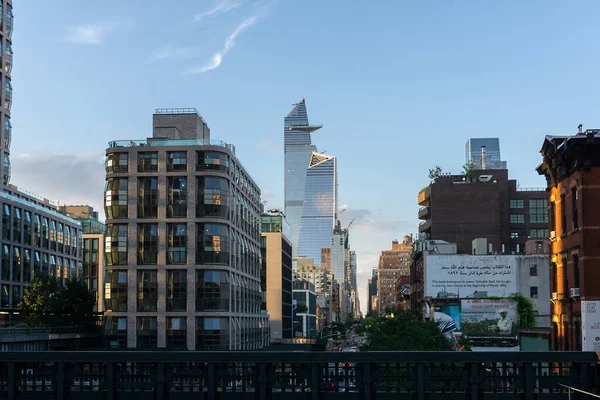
[
  {"left": 461, "top": 299, "right": 519, "bottom": 340},
  {"left": 581, "top": 301, "right": 600, "bottom": 351},
  {"left": 424, "top": 255, "right": 517, "bottom": 299}
]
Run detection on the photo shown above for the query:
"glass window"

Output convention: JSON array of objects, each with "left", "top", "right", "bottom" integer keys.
[
  {"left": 560, "top": 195, "right": 567, "bottom": 235},
  {"left": 510, "top": 214, "right": 524, "bottom": 224},
  {"left": 197, "top": 224, "right": 230, "bottom": 265},
  {"left": 167, "top": 270, "right": 187, "bottom": 311},
  {"left": 2, "top": 204, "right": 10, "bottom": 240},
  {"left": 4, "top": 79, "right": 12, "bottom": 110},
  {"left": 137, "top": 270, "right": 158, "bottom": 312},
  {"left": 1, "top": 284, "right": 8, "bottom": 308},
  {"left": 104, "top": 316, "right": 127, "bottom": 349},
  {"left": 57, "top": 223, "right": 63, "bottom": 253},
  {"left": 530, "top": 264, "right": 538, "bottom": 277},
  {"left": 529, "top": 199, "right": 548, "bottom": 224},
  {"left": 4, "top": 118, "right": 11, "bottom": 150},
  {"left": 167, "top": 317, "right": 187, "bottom": 349},
  {"left": 33, "top": 214, "right": 41, "bottom": 247},
  {"left": 529, "top": 228, "right": 549, "bottom": 239},
  {"left": 11, "top": 286, "right": 21, "bottom": 308},
  {"left": 106, "top": 153, "right": 129, "bottom": 173},
  {"left": 105, "top": 178, "right": 129, "bottom": 219},
  {"left": 510, "top": 229, "right": 524, "bottom": 239},
  {"left": 197, "top": 177, "right": 229, "bottom": 218},
  {"left": 138, "top": 178, "right": 158, "bottom": 218},
  {"left": 1, "top": 245, "right": 8, "bottom": 280},
  {"left": 196, "top": 151, "right": 229, "bottom": 173},
  {"left": 509, "top": 199, "right": 524, "bottom": 208},
  {"left": 167, "top": 224, "right": 187, "bottom": 264},
  {"left": 572, "top": 187, "right": 579, "bottom": 230},
  {"left": 530, "top": 286, "right": 538, "bottom": 298},
  {"left": 196, "top": 317, "right": 229, "bottom": 350},
  {"left": 104, "top": 270, "right": 128, "bottom": 312},
  {"left": 137, "top": 317, "right": 158, "bottom": 349},
  {"left": 168, "top": 152, "right": 187, "bottom": 172},
  {"left": 12, "top": 208, "right": 20, "bottom": 243},
  {"left": 168, "top": 177, "right": 187, "bottom": 218},
  {"left": 196, "top": 270, "right": 230, "bottom": 311},
  {"left": 106, "top": 224, "right": 128, "bottom": 265},
  {"left": 138, "top": 152, "right": 158, "bottom": 172},
  {"left": 12, "top": 247, "right": 20, "bottom": 282},
  {"left": 49, "top": 221, "right": 57, "bottom": 250},
  {"left": 138, "top": 224, "right": 158, "bottom": 265},
  {"left": 574, "top": 255, "right": 580, "bottom": 288}
]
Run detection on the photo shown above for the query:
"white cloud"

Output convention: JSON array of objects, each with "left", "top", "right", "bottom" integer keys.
[
  {"left": 259, "top": 139, "right": 284, "bottom": 153},
  {"left": 185, "top": 16, "right": 258, "bottom": 74},
  {"left": 65, "top": 23, "right": 113, "bottom": 45},
  {"left": 149, "top": 47, "right": 197, "bottom": 63},
  {"left": 194, "top": 0, "right": 242, "bottom": 22}
]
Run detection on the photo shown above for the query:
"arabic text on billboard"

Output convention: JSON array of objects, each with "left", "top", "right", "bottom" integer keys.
[
  {"left": 582, "top": 301, "right": 600, "bottom": 351},
  {"left": 425, "top": 255, "right": 517, "bottom": 299},
  {"left": 461, "top": 299, "right": 519, "bottom": 339}
]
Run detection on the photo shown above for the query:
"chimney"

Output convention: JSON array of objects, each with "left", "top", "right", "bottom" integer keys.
[
  {"left": 578, "top": 124, "right": 583, "bottom": 134},
  {"left": 481, "top": 146, "right": 487, "bottom": 170}
]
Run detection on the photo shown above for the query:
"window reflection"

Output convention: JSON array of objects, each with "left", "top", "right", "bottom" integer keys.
[
  {"left": 197, "top": 223, "right": 229, "bottom": 264},
  {"left": 168, "top": 177, "right": 187, "bottom": 218}
]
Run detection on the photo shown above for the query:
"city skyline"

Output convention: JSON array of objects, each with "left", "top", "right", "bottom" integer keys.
[{"left": 11, "top": 0, "right": 600, "bottom": 315}]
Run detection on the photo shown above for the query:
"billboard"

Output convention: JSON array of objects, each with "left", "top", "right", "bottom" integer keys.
[
  {"left": 424, "top": 255, "right": 517, "bottom": 299},
  {"left": 461, "top": 299, "right": 519, "bottom": 340},
  {"left": 582, "top": 301, "right": 600, "bottom": 351}
]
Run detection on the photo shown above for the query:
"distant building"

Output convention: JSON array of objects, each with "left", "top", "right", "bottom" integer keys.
[
  {"left": 367, "top": 268, "right": 378, "bottom": 315},
  {"left": 293, "top": 280, "right": 317, "bottom": 338},
  {"left": 377, "top": 237, "right": 412, "bottom": 313},
  {"left": 465, "top": 138, "right": 507, "bottom": 170},
  {"left": 0, "top": 0, "right": 13, "bottom": 186},
  {"left": 537, "top": 127, "right": 600, "bottom": 351},
  {"left": 260, "top": 210, "right": 293, "bottom": 342},
  {"left": 321, "top": 247, "right": 331, "bottom": 270}
]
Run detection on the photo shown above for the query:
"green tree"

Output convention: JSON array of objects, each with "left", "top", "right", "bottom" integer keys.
[
  {"left": 509, "top": 293, "right": 537, "bottom": 328},
  {"left": 428, "top": 166, "right": 443, "bottom": 182},
  {"left": 20, "top": 276, "right": 61, "bottom": 327},
  {"left": 361, "top": 311, "right": 452, "bottom": 351},
  {"left": 463, "top": 162, "right": 475, "bottom": 178}
]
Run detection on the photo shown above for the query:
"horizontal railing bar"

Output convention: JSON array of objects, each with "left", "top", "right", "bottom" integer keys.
[{"left": 558, "top": 384, "right": 600, "bottom": 398}]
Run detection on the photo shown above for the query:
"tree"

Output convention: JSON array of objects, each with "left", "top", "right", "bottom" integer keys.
[
  {"left": 360, "top": 311, "right": 452, "bottom": 351},
  {"left": 463, "top": 162, "right": 475, "bottom": 179},
  {"left": 509, "top": 293, "right": 537, "bottom": 328},
  {"left": 428, "top": 166, "right": 443, "bottom": 182},
  {"left": 21, "top": 276, "right": 97, "bottom": 330}
]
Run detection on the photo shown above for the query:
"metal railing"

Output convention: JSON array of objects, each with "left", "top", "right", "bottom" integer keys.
[{"left": 0, "top": 351, "right": 596, "bottom": 399}]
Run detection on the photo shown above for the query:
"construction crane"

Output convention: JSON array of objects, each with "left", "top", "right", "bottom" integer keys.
[{"left": 345, "top": 218, "right": 355, "bottom": 232}]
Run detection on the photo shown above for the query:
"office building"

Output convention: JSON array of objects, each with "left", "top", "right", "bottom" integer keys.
[
  {"left": 260, "top": 210, "right": 293, "bottom": 342},
  {"left": 537, "top": 127, "right": 600, "bottom": 351},
  {"left": 103, "top": 108, "right": 268, "bottom": 350},
  {"left": 465, "top": 138, "right": 507, "bottom": 170},
  {"left": 293, "top": 280, "right": 317, "bottom": 338},
  {"left": 418, "top": 169, "right": 548, "bottom": 255},
  {"left": 367, "top": 268, "right": 377, "bottom": 315},
  {"left": 283, "top": 100, "right": 322, "bottom": 262},
  {"left": 377, "top": 237, "right": 412, "bottom": 313},
  {"left": 0, "top": 0, "right": 13, "bottom": 187}
]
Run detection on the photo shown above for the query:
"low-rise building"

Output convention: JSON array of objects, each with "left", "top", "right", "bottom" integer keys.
[{"left": 293, "top": 280, "right": 316, "bottom": 338}]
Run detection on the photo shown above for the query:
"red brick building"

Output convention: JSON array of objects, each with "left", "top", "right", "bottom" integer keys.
[{"left": 537, "top": 127, "right": 600, "bottom": 351}]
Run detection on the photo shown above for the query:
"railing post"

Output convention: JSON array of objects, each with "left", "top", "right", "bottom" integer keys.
[
  {"left": 310, "top": 363, "right": 319, "bottom": 400},
  {"left": 362, "top": 362, "right": 372, "bottom": 400},
  {"left": 7, "top": 362, "right": 15, "bottom": 400},
  {"left": 524, "top": 362, "right": 534, "bottom": 400},
  {"left": 208, "top": 362, "right": 216, "bottom": 400},
  {"left": 106, "top": 362, "right": 114, "bottom": 400},
  {"left": 258, "top": 362, "right": 268, "bottom": 400},
  {"left": 56, "top": 362, "right": 65, "bottom": 400},
  {"left": 156, "top": 362, "right": 165, "bottom": 400},
  {"left": 469, "top": 363, "right": 480, "bottom": 400},
  {"left": 416, "top": 362, "right": 425, "bottom": 400}
]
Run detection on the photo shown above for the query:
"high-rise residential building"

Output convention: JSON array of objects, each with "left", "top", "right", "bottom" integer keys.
[
  {"left": 0, "top": 0, "right": 13, "bottom": 187},
  {"left": 320, "top": 247, "right": 331, "bottom": 270},
  {"left": 377, "top": 237, "right": 412, "bottom": 313},
  {"left": 283, "top": 100, "right": 322, "bottom": 262},
  {"left": 418, "top": 169, "right": 548, "bottom": 255},
  {"left": 465, "top": 138, "right": 507, "bottom": 170},
  {"left": 260, "top": 210, "right": 293, "bottom": 342},
  {"left": 102, "top": 108, "right": 268, "bottom": 350},
  {"left": 295, "top": 260, "right": 333, "bottom": 296},
  {"left": 537, "top": 127, "right": 600, "bottom": 351},
  {"left": 60, "top": 205, "right": 106, "bottom": 313}
]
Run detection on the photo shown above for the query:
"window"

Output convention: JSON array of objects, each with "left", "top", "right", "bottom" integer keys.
[
  {"left": 167, "top": 270, "right": 187, "bottom": 311},
  {"left": 510, "top": 229, "right": 524, "bottom": 239},
  {"left": 106, "top": 153, "right": 128, "bottom": 173},
  {"left": 138, "top": 178, "right": 158, "bottom": 218},
  {"left": 167, "top": 224, "right": 187, "bottom": 264},
  {"left": 530, "top": 286, "right": 538, "bottom": 298},
  {"left": 23, "top": 250, "right": 31, "bottom": 283},
  {"left": 167, "top": 177, "right": 187, "bottom": 218},
  {"left": 137, "top": 270, "right": 158, "bottom": 311},
  {"left": 167, "top": 317, "right": 187, "bottom": 349},
  {"left": 528, "top": 199, "right": 548, "bottom": 224},
  {"left": 196, "top": 317, "right": 229, "bottom": 350},
  {"left": 196, "top": 270, "right": 230, "bottom": 311},
  {"left": 560, "top": 195, "right": 567, "bottom": 235},
  {"left": 4, "top": 118, "right": 11, "bottom": 149},
  {"left": 573, "top": 255, "right": 580, "bottom": 289},
  {"left": 197, "top": 177, "right": 229, "bottom": 218},
  {"left": 138, "top": 224, "right": 158, "bottom": 264},
  {"left": 510, "top": 199, "right": 524, "bottom": 208},
  {"left": 57, "top": 223, "right": 63, "bottom": 253},
  {"left": 137, "top": 317, "right": 158, "bottom": 349},
  {"left": 1, "top": 284, "right": 8, "bottom": 308},
  {"left": 2, "top": 204, "right": 10, "bottom": 240},
  {"left": 50, "top": 221, "right": 57, "bottom": 250},
  {"left": 510, "top": 214, "right": 524, "bottom": 224},
  {"left": 529, "top": 228, "right": 549, "bottom": 239},
  {"left": 12, "top": 208, "right": 20, "bottom": 243},
  {"left": 572, "top": 187, "right": 579, "bottom": 230},
  {"left": 105, "top": 178, "right": 129, "bottom": 219},
  {"left": 12, "top": 247, "right": 20, "bottom": 282},
  {"left": 11, "top": 286, "right": 21, "bottom": 308},
  {"left": 104, "top": 317, "right": 127, "bottom": 349},
  {"left": 197, "top": 223, "right": 230, "bottom": 264},
  {"left": 562, "top": 258, "right": 568, "bottom": 294},
  {"left": 1, "top": 245, "right": 8, "bottom": 280},
  {"left": 33, "top": 251, "right": 42, "bottom": 278},
  {"left": 168, "top": 152, "right": 187, "bottom": 172},
  {"left": 104, "top": 270, "right": 128, "bottom": 312},
  {"left": 106, "top": 224, "right": 128, "bottom": 265},
  {"left": 550, "top": 201, "right": 556, "bottom": 232},
  {"left": 138, "top": 152, "right": 158, "bottom": 172},
  {"left": 196, "top": 151, "right": 229, "bottom": 173},
  {"left": 530, "top": 264, "right": 537, "bottom": 276}
]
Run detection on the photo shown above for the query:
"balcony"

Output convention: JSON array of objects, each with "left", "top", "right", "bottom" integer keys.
[
  {"left": 418, "top": 219, "right": 431, "bottom": 233},
  {"left": 0, "top": 351, "right": 596, "bottom": 399},
  {"left": 417, "top": 186, "right": 431, "bottom": 206},
  {"left": 418, "top": 206, "right": 430, "bottom": 220}
]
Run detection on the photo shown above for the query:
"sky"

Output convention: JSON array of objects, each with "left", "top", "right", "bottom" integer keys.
[{"left": 10, "top": 0, "right": 600, "bottom": 315}]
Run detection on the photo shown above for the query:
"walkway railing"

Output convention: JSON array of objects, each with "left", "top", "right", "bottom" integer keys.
[{"left": 0, "top": 351, "right": 597, "bottom": 399}]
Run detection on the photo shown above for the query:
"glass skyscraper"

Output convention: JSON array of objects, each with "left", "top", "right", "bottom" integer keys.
[
  {"left": 283, "top": 100, "right": 322, "bottom": 262},
  {"left": 465, "top": 138, "right": 507, "bottom": 170},
  {"left": 297, "top": 152, "right": 337, "bottom": 263}
]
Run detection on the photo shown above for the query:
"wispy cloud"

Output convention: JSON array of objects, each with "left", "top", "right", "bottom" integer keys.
[
  {"left": 149, "top": 47, "right": 197, "bottom": 63},
  {"left": 259, "top": 139, "right": 284, "bottom": 153},
  {"left": 194, "top": 0, "right": 242, "bottom": 22},
  {"left": 185, "top": 16, "right": 258, "bottom": 74},
  {"left": 65, "top": 23, "right": 113, "bottom": 45}
]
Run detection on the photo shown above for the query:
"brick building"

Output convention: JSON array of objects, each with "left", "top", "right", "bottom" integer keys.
[
  {"left": 537, "top": 127, "right": 600, "bottom": 351},
  {"left": 377, "top": 236, "right": 412, "bottom": 313}
]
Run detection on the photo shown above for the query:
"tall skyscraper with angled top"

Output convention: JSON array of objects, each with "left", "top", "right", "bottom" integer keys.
[{"left": 283, "top": 100, "right": 322, "bottom": 263}]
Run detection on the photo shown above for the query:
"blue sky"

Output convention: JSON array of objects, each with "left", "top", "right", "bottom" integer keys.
[{"left": 11, "top": 0, "right": 600, "bottom": 314}]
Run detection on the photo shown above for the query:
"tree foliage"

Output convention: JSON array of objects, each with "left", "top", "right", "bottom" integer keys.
[
  {"left": 428, "top": 166, "right": 443, "bottom": 181},
  {"left": 360, "top": 311, "right": 453, "bottom": 351},
  {"left": 463, "top": 162, "right": 475, "bottom": 178},
  {"left": 21, "top": 276, "right": 97, "bottom": 330},
  {"left": 509, "top": 293, "right": 537, "bottom": 328}
]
